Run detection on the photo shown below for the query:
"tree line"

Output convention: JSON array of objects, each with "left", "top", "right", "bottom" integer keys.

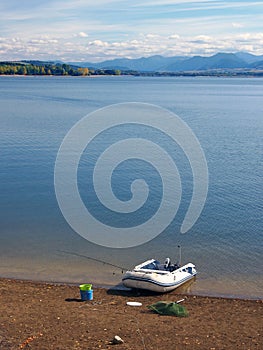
[
  {"left": 1, "top": 61, "right": 262, "bottom": 77},
  {"left": 0, "top": 62, "right": 122, "bottom": 76}
]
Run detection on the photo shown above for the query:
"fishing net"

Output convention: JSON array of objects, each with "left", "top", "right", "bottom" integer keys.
[{"left": 148, "top": 301, "right": 189, "bottom": 317}]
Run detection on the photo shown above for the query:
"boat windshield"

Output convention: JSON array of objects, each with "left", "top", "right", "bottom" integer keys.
[{"left": 142, "top": 260, "right": 160, "bottom": 270}]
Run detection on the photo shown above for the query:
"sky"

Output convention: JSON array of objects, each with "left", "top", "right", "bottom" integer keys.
[{"left": 1, "top": 0, "right": 263, "bottom": 62}]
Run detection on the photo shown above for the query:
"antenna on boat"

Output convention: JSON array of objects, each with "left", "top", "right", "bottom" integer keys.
[{"left": 178, "top": 245, "right": 181, "bottom": 266}]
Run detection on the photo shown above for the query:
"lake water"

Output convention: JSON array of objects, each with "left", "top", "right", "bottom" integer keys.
[{"left": 0, "top": 76, "right": 262, "bottom": 299}]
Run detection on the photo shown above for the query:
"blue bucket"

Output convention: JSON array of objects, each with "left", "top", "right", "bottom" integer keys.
[{"left": 80, "top": 289, "right": 93, "bottom": 301}]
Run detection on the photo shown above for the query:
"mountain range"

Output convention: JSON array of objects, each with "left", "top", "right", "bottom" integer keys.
[{"left": 70, "top": 52, "right": 263, "bottom": 72}]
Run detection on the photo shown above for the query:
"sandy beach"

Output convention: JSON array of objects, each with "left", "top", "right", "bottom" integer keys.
[{"left": 0, "top": 278, "right": 262, "bottom": 350}]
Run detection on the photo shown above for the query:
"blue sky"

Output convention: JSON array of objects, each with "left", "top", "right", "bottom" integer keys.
[{"left": 1, "top": 0, "right": 263, "bottom": 61}]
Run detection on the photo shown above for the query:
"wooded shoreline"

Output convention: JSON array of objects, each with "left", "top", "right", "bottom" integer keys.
[{"left": 1, "top": 61, "right": 263, "bottom": 77}]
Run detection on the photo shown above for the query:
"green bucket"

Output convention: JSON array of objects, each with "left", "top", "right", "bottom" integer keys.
[{"left": 79, "top": 284, "right": 92, "bottom": 291}]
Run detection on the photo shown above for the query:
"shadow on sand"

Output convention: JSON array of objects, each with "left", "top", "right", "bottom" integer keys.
[
  {"left": 106, "top": 278, "right": 196, "bottom": 298},
  {"left": 65, "top": 298, "right": 83, "bottom": 302}
]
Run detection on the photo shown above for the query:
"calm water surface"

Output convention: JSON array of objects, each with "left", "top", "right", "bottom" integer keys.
[{"left": 0, "top": 76, "right": 262, "bottom": 298}]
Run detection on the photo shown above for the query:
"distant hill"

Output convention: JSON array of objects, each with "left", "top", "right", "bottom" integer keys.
[
  {"left": 2, "top": 52, "right": 263, "bottom": 77},
  {"left": 69, "top": 55, "right": 186, "bottom": 72},
  {"left": 163, "top": 53, "right": 247, "bottom": 71},
  {"left": 249, "top": 60, "right": 263, "bottom": 69},
  {"left": 70, "top": 52, "right": 263, "bottom": 72},
  {"left": 235, "top": 52, "right": 263, "bottom": 63}
]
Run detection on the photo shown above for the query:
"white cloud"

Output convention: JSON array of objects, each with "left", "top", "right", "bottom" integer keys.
[
  {"left": 192, "top": 35, "right": 213, "bottom": 43},
  {"left": 1, "top": 0, "right": 263, "bottom": 61},
  {"left": 232, "top": 22, "right": 244, "bottom": 29},
  {"left": 1, "top": 31, "right": 263, "bottom": 61},
  {"left": 145, "top": 34, "right": 160, "bottom": 39},
  {"left": 78, "top": 32, "right": 88, "bottom": 38},
  {"left": 169, "top": 34, "right": 180, "bottom": 40},
  {"left": 88, "top": 40, "right": 109, "bottom": 47}
]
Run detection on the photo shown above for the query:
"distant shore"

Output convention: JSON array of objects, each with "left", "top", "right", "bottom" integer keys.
[
  {"left": 1, "top": 71, "right": 263, "bottom": 77},
  {"left": 0, "top": 74, "right": 123, "bottom": 78},
  {"left": 0, "top": 278, "right": 262, "bottom": 349},
  {"left": 1, "top": 54, "right": 263, "bottom": 78}
]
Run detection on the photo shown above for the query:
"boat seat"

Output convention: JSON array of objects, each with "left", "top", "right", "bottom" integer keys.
[
  {"left": 156, "top": 263, "right": 165, "bottom": 270},
  {"left": 164, "top": 258, "right": 171, "bottom": 269}
]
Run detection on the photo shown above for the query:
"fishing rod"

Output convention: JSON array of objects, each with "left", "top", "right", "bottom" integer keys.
[
  {"left": 178, "top": 245, "right": 182, "bottom": 266},
  {"left": 57, "top": 250, "right": 129, "bottom": 274}
]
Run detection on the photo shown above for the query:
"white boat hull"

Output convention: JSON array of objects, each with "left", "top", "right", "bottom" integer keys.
[{"left": 122, "top": 260, "right": 197, "bottom": 293}]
